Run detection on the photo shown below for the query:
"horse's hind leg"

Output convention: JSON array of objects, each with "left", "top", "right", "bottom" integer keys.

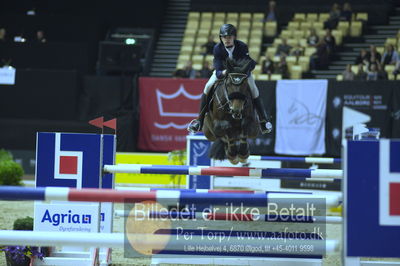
[
  {"left": 225, "top": 138, "right": 239, "bottom": 165},
  {"left": 238, "top": 137, "right": 250, "bottom": 163}
]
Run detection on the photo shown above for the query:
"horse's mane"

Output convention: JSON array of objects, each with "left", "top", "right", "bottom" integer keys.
[{"left": 225, "top": 58, "right": 253, "bottom": 74}]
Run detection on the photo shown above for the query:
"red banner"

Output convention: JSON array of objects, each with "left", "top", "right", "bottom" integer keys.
[{"left": 138, "top": 77, "right": 207, "bottom": 151}]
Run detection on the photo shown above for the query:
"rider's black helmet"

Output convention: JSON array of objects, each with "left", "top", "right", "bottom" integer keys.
[{"left": 219, "top": 24, "right": 237, "bottom": 37}]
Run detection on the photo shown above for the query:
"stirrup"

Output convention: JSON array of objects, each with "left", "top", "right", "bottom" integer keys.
[
  {"left": 260, "top": 120, "right": 273, "bottom": 134},
  {"left": 187, "top": 119, "right": 201, "bottom": 133}
]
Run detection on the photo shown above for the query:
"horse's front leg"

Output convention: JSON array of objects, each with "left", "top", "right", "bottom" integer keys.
[
  {"left": 238, "top": 135, "right": 250, "bottom": 163},
  {"left": 224, "top": 137, "right": 239, "bottom": 165}
]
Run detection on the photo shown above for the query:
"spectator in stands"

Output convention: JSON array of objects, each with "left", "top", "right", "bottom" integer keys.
[
  {"left": 276, "top": 38, "right": 292, "bottom": 57},
  {"left": 355, "top": 49, "right": 369, "bottom": 65},
  {"left": 173, "top": 60, "right": 197, "bottom": 78},
  {"left": 0, "top": 28, "right": 7, "bottom": 42},
  {"left": 355, "top": 64, "right": 367, "bottom": 80},
  {"left": 183, "top": 60, "right": 197, "bottom": 78},
  {"left": 339, "top": 2, "right": 353, "bottom": 21},
  {"left": 381, "top": 44, "right": 398, "bottom": 67},
  {"left": 35, "top": 30, "right": 47, "bottom": 43},
  {"left": 393, "top": 54, "right": 400, "bottom": 78},
  {"left": 377, "top": 64, "right": 388, "bottom": 80},
  {"left": 197, "top": 61, "right": 213, "bottom": 78},
  {"left": 275, "top": 55, "right": 289, "bottom": 79},
  {"left": 261, "top": 56, "right": 274, "bottom": 75},
  {"left": 323, "top": 29, "right": 336, "bottom": 56},
  {"left": 290, "top": 43, "right": 304, "bottom": 58},
  {"left": 342, "top": 64, "right": 355, "bottom": 80},
  {"left": 310, "top": 39, "right": 329, "bottom": 70},
  {"left": 367, "top": 55, "right": 380, "bottom": 71},
  {"left": 366, "top": 63, "right": 379, "bottom": 81},
  {"left": 324, "top": 3, "right": 341, "bottom": 30},
  {"left": 201, "top": 35, "right": 216, "bottom": 55},
  {"left": 366, "top": 45, "right": 382, "bottom": 63},
  {"left": 307, "top": 28, "right": 319, "bottom": 47},
  {"left": 263, "top": 1, "right": 278, "bottom": 22}
]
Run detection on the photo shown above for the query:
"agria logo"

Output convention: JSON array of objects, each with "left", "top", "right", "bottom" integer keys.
[{"left": 41, "top": 209, "right": 92, "bottom": 226}]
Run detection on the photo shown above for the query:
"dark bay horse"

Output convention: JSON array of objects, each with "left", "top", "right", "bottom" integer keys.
[{"left": 203, "top": 59, "right": 259, "bottom": 164}]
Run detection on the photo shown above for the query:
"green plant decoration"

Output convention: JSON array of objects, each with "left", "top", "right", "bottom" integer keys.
[{"left": 0, "top": 160, "right": 24, "bottom": 186}]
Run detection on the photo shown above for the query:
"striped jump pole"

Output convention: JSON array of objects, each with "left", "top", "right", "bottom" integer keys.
[
  {"left": 0, "top": 186, "right": 340, "bottom": 206},
  {"left": 248, "top": 156, "right": 341, "bottom": 164},
  {"left": 114, "top": 210, "right": 343, "bottom": 224},
  {"left": 0, "top": 230, "right": 339, "bottom": 255},
  {"left": 116, "top": 187, "right": 325, "bottom": 195},
  {"left": 103, "top": 164, "right": 343, "bottom": 179}
]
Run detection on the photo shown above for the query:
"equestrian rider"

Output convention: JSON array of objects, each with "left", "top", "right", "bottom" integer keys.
[{"left": 187, "top": 24, "right": 273, "bottom": 134}]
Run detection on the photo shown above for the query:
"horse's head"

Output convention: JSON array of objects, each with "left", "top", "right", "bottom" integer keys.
[{"left": 224, "top": 58, "right": 253, "bottom": 119}]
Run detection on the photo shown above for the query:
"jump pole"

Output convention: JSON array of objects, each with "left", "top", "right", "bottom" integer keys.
[
  {"left": 0, "top": 186, "right": 341, "bottom": 206},
  {"left": 103, "top": 164, "right": 343, "bottom": 179},
  {"left": 113, "top": 210, "right": 343, "bottom": 224},
  {"left": 0, "top": 230, "right": 339, "bottom": 255},
  {"left": 248, "top": 156, "right": 341, "bottom": 164}
]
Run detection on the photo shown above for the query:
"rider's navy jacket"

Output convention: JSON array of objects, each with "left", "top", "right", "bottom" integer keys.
[{"left": 213, "top": 39, "right": 256, "bottom": 79}]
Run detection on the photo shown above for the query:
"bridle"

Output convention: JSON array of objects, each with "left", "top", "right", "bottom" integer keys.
[{"left": 214, "top": 73, "right": 249, "bottom": 119}]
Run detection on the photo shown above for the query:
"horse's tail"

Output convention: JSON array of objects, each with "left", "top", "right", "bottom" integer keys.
[{"left": 208, "top": 139, "right": 226, "bottom": 160}]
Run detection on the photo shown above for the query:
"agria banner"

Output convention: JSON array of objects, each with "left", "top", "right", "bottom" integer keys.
[
  {"left": 34, "top": 132, "right": 115, "bottom": 233},
  {"left": 137, "top": 77, "right": 206, "bottom": 151}
]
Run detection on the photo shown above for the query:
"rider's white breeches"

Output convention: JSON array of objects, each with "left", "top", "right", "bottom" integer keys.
[{"left": 203, "top": 70, "right": 259, "bottom": 99}]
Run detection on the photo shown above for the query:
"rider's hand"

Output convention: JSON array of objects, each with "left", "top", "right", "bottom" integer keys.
[{"left": 222, "top": 69, "right": 227, "bottom": 76}]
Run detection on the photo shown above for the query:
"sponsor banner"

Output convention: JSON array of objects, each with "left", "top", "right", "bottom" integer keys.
[
  {"left": 326, "top": 81, "right": 393, "bottom": 156},
  {"left": 346, "top": 140, "right": 400, "bottom": 258},
  {"left": 36, "top": 132, "right": 102, "bottom": 188},
  {"left": 137, "top": 77, "right": 206, "bottom": 151},
  {"left": 115, "top": 152, "right": 186, "bottom": 186},
  {"left": 34, "top": 203, "right": 100, "bottom": 232},
  {"left": 275, "top": 80, "right": 328, "bottom": 155},
  {"left": 34, "top": 133, "right": 115, "bottom": 233},
  {"left": 187, "top": 134, "right": 211, "bottom": 189}
]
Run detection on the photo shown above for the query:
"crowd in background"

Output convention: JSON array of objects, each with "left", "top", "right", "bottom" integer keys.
[
  {"left": 341, "top": 44, "right": 399, "bottom": 80},
  {"left": 173, "top": 1, "right": 356, "bottom": 79}
]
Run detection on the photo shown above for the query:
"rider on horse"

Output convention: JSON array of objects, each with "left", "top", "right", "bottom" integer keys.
[{"left": 187, "top": 24, "right": 273, "bottom": 134}]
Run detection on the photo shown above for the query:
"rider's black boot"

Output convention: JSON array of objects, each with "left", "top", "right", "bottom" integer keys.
[
  {"left": 188, "top": 93, "right": 208, "bottom": 133},
  {"left": 253, "top": 96, "right": 273, "bottom": 134}
]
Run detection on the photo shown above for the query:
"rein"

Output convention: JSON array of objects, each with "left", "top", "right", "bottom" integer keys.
[{"left": 213, "top": 75, "right": 249, "bottom": 118}]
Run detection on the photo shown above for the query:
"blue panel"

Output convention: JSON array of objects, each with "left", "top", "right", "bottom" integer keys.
[
  {"left": 347, "top": 140, "right": 400, "bottom": 258},
  {"left": 36, "top": 132, "right": 58, "bottom": 187},
  {"left": 188, "top": 138, "right": 211, "bottom": 189},
  {"left": 102, "top": 134, "right": 116, "bottom": 189},
  {"left": 390, "top": 141, "right": 400, "bottom": 173},
  {"left": 36, "top": 132, "right": 102, "bottom": 188},
  {"left": 262, "top": 168, "right": 311, "bottom": 178}
]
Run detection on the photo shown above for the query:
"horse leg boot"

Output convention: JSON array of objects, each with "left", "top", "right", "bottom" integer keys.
[
  {"left": 253, "top": 97, "right": 273, "bottom": 134},
  {"left": 187, "top": 93, "right": 208, "bottom": 133},
  {"left": 238, "top": 137, "right": 250, "bottom": 163}
]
